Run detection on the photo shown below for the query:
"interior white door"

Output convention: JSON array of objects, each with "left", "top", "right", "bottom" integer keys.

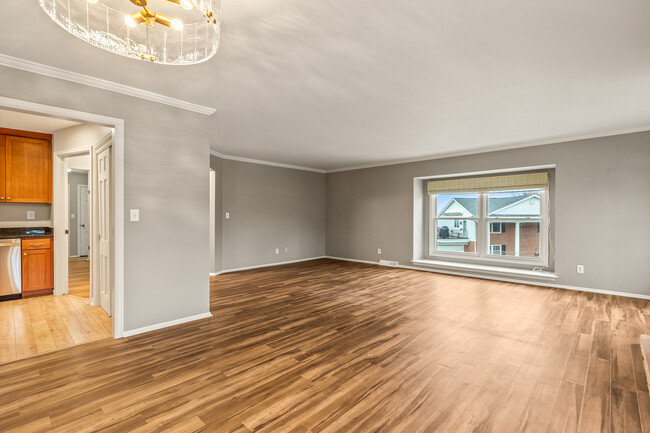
[
  {"left": 98, "top": 147, "right": 112, "bottom": 316},
  {"left": 78, "top": 185, "right": 90, "bottom": 258}
]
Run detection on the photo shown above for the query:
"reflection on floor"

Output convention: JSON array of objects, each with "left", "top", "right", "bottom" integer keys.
[
  {"left": 68, "top": 257, "right": 90, "bottom": 298},
  {"left": 0, "top": 257, "right": 111, "bottom": 365}
]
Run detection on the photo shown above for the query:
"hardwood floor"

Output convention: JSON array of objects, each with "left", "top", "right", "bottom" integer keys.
[
  {"left": 0, "top": 294, "right": 112, "bottom": 365},
  {"left": 0, "top": 258, "right": 649, "bottom": 432},
  {"left": 68, "top": 257, "right": 90, "bottom": 298}
]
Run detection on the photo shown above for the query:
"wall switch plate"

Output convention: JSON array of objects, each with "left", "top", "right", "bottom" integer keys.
[
  {"left": 284, "top": 247, "right": 288, "bottom": 253},
  {"left": 130, "top": 209, "right": 140, "bottom": 222},
  {"left": 71, "top": 214, "right": 75, "bottom": 219},
  {"left": 275, "top": 248, "right": 280, "bottom": 254},
  {"left": 576, "top": 265, "right": 584, "bottom": 274},
  {"left": 27, "top": 211, "right": 36, "bottom": 220},
  {"left": 377, "top": 248, "right": 382, "bottom": 254},
  {"left": 225, "top": 212, "right": 230, "bottom": 219}
]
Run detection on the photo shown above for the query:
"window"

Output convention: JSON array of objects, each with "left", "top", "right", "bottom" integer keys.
[
  {"left": 490, "top": 222, "right": 505, "bottom": 233},
  {"left": 426, "top": 171, "right": 549, "bottom": 265},
  {"left": 490, "top": 245, "right": 506, "bottom": 255}
]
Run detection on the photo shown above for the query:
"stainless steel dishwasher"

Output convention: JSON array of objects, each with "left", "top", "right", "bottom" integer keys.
[{"left": 0, "top": 239, "right": 21, "bottom": 300}]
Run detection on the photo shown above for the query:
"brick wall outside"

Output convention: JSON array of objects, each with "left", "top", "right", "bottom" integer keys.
[{"left": 489, "top": 222, "right": 539, "bottom": 256}]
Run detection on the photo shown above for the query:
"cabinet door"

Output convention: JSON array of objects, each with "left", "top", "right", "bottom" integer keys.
[
  {"left": 0, "top": 136, "right": 5, "bottom": 202},
  {"left": 6, "top": 136, "right": 52, "bottom": 203},
  {"left": 22, "top": 248, "right": 53, "bottom": 292}
]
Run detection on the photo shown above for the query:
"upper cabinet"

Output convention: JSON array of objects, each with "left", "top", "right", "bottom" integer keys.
[
  {"left": 0, "top": 130, "right": 52, "bottom": 204},
  {"left": 0, "top": 136, "right": 5, "bottom": 202}
]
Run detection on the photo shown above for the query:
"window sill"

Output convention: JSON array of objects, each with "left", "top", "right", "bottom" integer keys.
[{"left": 411, "top": 259, "right": 558, "bottom": 280}]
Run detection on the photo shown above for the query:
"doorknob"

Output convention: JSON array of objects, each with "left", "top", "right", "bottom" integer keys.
[{"left": 81, "top": 224, "right": 86, "bottom": 228}]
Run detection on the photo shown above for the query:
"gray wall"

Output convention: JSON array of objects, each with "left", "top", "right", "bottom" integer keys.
[
  {"left": 0, "top": 203, "right": 51, "bottom": 223},
  {"left": 327, "top": 131, "right": 650, "bottom": 297},
  {"left": 210, "top": 155, "right": 223, "bottom": 272},
  {"left": 68, "top": 171, "right": 89, "bottom": 256},
  {"left": 209, "top": 157, "right": 326, "bottom": 272},
  {"left": 0, "top": 65, "right": 211, "bottom": 332}
]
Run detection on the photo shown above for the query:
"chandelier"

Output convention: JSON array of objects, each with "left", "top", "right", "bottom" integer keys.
[{"left": 39, "top": 0, "right": 221, "bottom": 65}]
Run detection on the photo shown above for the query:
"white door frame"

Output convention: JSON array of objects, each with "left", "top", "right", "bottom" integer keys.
[
  {"left": 93, "top": 136, "right": 112, "bottom": 312},
  {"left": 77, "top": 183, "right": 90, "bottom": 258},
  {"left": 209, "top": 169, "right": 216, "bottom": 275},
  {"left": 0, "top": 96, "right": 125, "bottom": 339},
  {"left": 54, "top": 149, "right": 91, "bottom": 298}
]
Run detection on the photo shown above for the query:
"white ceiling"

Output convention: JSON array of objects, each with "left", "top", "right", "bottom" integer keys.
[
  {"left": 0, "top": 109, "right": 80, "bottom": 134},
  {"left": 1, "top": 0, "right": 650, "bottom": 170}
]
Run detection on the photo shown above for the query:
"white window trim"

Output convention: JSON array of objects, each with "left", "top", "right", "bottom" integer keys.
[
  {"left": 490, "top": 222, "right": 503, "bottom": 234},
  {"left": 490, "top": 245, "right": 503, "bottom": 255},
  {"left": 426, "top": 188, "right": 550, "bottom": 268}
]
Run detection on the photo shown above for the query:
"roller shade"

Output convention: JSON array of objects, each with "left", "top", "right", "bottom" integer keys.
[{"left": 427, "top": 172, "right": 548, "bottom": 195}]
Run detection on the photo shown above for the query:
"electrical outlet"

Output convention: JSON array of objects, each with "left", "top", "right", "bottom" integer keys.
[
  {"left": 225, "top": 212, "right": 230, "bottom": 219},
  {"left": 130, "top": 209, "right": 140, "bottom": 222},
  {"left": 275, "top": 248, "right": 280, "bottom": 254},
  {"left": 576, "top": 265, "right": 584, "bottom": 274},
  {"left": 377, "top": 248, "right": 382, "bottom": 254},
  {"left": 26, "top": 211, "right": 35, "bottom": 220}
]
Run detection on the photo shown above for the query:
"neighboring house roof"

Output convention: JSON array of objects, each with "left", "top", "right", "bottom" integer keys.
[{"left": 439, "top": 194, "right": 539, "bottom": 217}]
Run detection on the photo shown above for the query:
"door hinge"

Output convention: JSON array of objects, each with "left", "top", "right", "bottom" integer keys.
[{"left": 65, "top": 229, "right": 69, "bottom": 234}]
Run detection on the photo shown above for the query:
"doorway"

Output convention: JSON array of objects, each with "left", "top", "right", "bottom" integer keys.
[
  {"left": 67, "top": 162, "right": 90, "bottom": 298},
  {"left": 0, "top": 95, "right": 125, "bottom": 340}
]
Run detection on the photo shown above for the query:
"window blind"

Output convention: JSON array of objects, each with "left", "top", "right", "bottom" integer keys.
[{"left": 427, "top": 172, "right": 548, "bottom": 195}]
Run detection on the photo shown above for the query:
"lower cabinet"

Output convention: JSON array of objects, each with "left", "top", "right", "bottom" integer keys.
[{"left": 22, "top": 237, "right": 53, "bottom": 298}]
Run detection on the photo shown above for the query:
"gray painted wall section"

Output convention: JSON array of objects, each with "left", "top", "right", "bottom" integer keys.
[
  {"left": 0, "top": 65, "right": 211, "bottom": 331},
  {"left": 68, "top": 171, "right": 89, "bottom": 256},
  {"left": 213, "top": 158, "right": 326, "bottom": 271},
  {"left": 210, "top": 155, "right": 223, "bottom": 272},
  {"left": 326, "top": 131, "right": 650, "bottom": 297},
  {"left": 0, "top": 203, "right": 51, "bottom": 223}
]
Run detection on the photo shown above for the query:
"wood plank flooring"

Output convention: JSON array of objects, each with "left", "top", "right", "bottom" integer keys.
[
  {"left": 68, "top": 257, "right": 90, "bottom": 298},
  {"left": 1, "top": 258, "right": 649, "bottom": 432},
  {"left": 0, "top": 257, "right": 110, "bottom": 365}
]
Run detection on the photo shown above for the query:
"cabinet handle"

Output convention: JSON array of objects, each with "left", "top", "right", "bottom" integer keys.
[
  {"left": 24, "top": 253, "right": 26, "bottom": 256},
  {"left": 6, "top": 197, "right": 10, "bottom": 200},
  {"left": 0, "top": 197, "right": 4, "bottom": 200}
]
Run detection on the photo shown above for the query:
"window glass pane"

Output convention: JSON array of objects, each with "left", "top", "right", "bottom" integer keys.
[
  {"left": 488, "top": 190, "right": 540, "bottom": 218},
  {"left": 487, "top": 221, "right": 540, "bottom": 257},
  {"left": 435, "top": 220, "right": 477, "bottom": 253},
  {"left": 436, "top": 193, "right": 478, "bottom": 218}
]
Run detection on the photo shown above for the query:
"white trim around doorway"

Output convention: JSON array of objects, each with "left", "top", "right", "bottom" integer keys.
[{"left": 0, "top": 96, "right": 126, "bottom": 339}]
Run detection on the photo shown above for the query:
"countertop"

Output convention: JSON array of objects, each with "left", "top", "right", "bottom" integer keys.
[{"left": 0, "top": 227, "right": 53, "bottom": 240}]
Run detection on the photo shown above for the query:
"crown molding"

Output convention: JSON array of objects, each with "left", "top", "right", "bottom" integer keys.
[
  {"left": 326, "top": 126, "right": 650, "bottom": 173},
  {"left": 0, "top": 53, "right": 216, "bottom": 116},
  {"left": 210, "top": 149, "right": 326, "bottom": 173}
]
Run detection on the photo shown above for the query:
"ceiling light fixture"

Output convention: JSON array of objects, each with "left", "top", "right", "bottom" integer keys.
[{"left": 39, "top": 0, "right": 220, "bottom": 65}]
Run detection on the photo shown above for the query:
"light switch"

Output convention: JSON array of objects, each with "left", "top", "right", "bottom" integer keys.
[
  {"left": 27, "top": 211, "right": 36, "bottom": 220},
  {"left": 130, "top": 209, "right": 140, "bottom": 222},
  {"left": 71, "top": 214, "right": 75, "bottom": 219},
  {"left": 225, "top": 212, "right": 230, "bottom": 219}
]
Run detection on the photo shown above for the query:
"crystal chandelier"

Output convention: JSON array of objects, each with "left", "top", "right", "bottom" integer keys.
[{"left": 39, "top": 0, "right": 221, "bottom": 65}]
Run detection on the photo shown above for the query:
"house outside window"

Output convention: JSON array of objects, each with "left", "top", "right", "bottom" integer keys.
[{"left": 427, "top": 171, "right": 549, "bottom": 266}]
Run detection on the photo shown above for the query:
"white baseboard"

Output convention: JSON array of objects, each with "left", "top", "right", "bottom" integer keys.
[
  {"left": 212, "top": 256, "right": 326, "bottom": 275},
  {"left": 123, "top": 312, "right": 213, "bottom": 337},
  {"left": 325, "top": 256, "right": 650, "bottom": 301}
]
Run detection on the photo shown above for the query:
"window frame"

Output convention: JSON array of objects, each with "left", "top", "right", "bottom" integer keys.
[
  {"left": 490, "top": 222, "right": 504, "bottom": 234},
  {"left": 427, "top": 189, "right": 549, "bottom": 267}
]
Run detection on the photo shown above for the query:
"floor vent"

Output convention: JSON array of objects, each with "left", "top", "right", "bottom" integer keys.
[{"left": 379, "top": 260, "right": 399, "bottom": 267}]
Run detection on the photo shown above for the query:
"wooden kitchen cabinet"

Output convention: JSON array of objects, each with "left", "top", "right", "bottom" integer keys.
[
  {"left": 22, "top": 237, "right": 54, "bottom": 298},
  {"left": 0, "top": 129, "right": 52, "bottom": 203},
  {"left": 0, "top": 136, "right": 5, "bottom": 202}
]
